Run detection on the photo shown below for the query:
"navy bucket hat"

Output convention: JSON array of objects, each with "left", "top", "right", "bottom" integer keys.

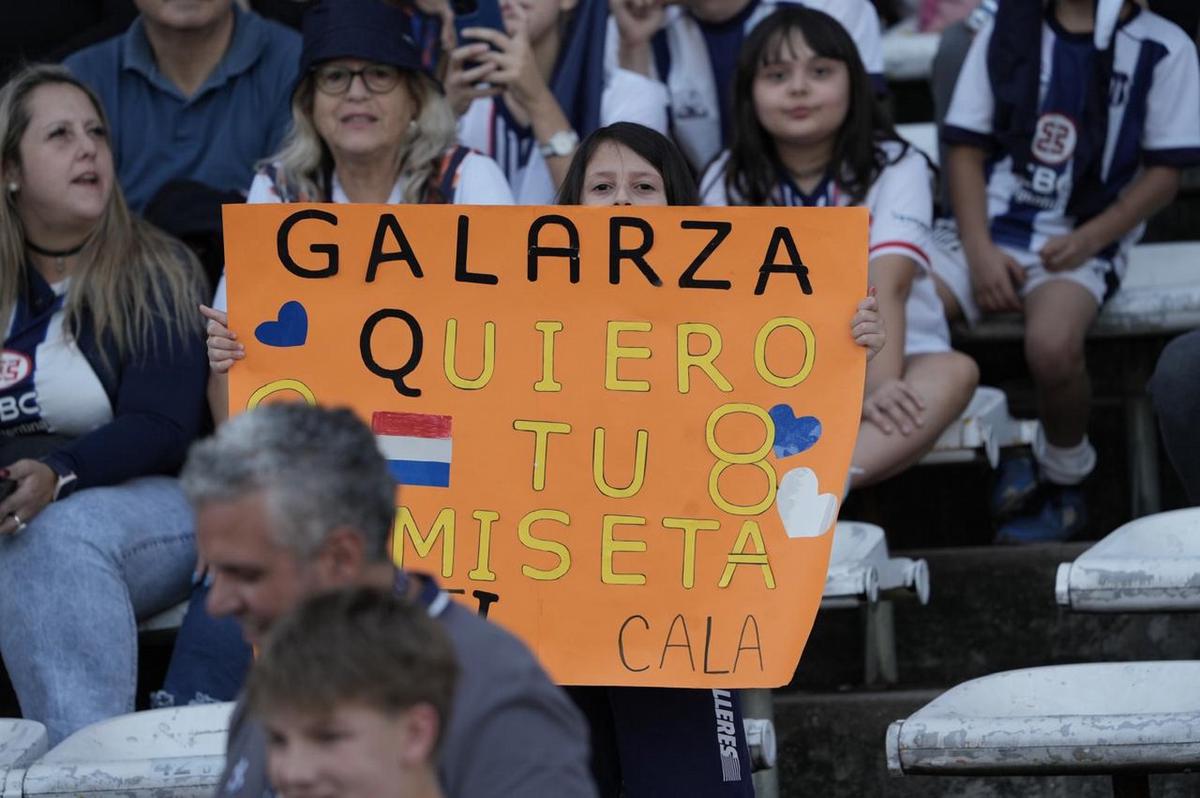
[{"left": 298, "top": 0, "right": 424, "bottom": 79}]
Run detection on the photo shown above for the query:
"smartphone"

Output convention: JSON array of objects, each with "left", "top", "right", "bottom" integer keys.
[{"left": 452, "top": 0, "right": 506, "bottom": 75}]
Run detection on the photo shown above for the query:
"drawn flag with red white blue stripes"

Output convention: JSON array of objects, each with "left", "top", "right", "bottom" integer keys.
[{"left": 372, "top": 411, "right": 452, "bottom": 488}]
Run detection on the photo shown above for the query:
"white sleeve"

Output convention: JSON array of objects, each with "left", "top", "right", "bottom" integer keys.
[
  {"left": 453, "top": 153, "right": 516, "bottom": 205},
  {"left": 942, "top": 21, "right": 995, "bottom": 142},
  {"left": 1141, "top": 26, "right": 1200, "bottom": 161},
  {"left": 800, "top": 0, "right": 884, "bottom": 76},
  {"left": 244, "top": 170, "right": 285, "bottom": 205},
  {"left": 600, "top": 68, "right": 670, "bottom": 133},
  {"left": 456, "top": 99, "right": 494, "bottom": 155},
  {"left": 212, "top": 274, "right": 228, "bottom": 313},
  {"left": 867, "top": 151, "right": 934, "bottom": 270},
  {"left": 698, "top": 152, "right": 731, "bottom": 206}
]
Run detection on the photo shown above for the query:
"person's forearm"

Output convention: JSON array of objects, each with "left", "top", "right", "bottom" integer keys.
[
  {"left": 208, "top": 371, "right": 229, "bottom": 426},
  {"left": 1075, "top": 165, "right": 1180, "bottom": 252},
  {"left": 947, "top": 144, "right": 993, "bottom": 253},
  {"left": 864, "top": 257, "right": 914, "bottom": 394}
]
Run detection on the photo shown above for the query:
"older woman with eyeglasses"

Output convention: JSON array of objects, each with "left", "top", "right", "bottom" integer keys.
[
  {"left": 200, "top": 0, "right": 513, "bottom": 423},
  {"left": 154, "top": 0, "right": 515, "bottom": 712}
]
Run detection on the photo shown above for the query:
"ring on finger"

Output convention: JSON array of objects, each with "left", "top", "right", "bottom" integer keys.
[{"left": 9, "top": 512, "right": 26, "bottom": 532}]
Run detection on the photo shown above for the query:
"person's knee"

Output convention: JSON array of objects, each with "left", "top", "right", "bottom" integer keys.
[
  {"left": 0, "top": 487, "right": 143, "bottom": 577},
  {"left": 1025, "top": 326, "right": 1086, "bottom": 385},
  {"left": 949, "top": 351, "right": 980, "bottom": 395},
  {"left": 920, "top": 351, "right": 979, "bottom": 411},
  {"left": 0, "top": 501, "right": 98, "bottom": 581}
]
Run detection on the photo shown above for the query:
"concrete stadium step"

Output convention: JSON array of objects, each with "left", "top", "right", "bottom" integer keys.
[
  {"left": 772, "top": 689, "right": 1200, "bottom": 797},
  {"left": 790, "top": 543, "right": 1200, "bottom": 690}
]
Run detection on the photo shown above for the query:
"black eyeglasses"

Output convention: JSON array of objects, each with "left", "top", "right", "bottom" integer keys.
[{"left": 313, "top": 64, "right": 403, "bottom": 95}]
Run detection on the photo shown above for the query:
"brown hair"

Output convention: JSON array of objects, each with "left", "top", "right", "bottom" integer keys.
[
  {"left": 0, "top": 64, "right": 204, "bottom": 362},
  {"left": 246, "top": 587, "right": 458, "bottom": 748}
]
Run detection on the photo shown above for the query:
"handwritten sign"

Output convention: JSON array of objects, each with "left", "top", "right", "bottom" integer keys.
[{"left": 224, "top": 204, "right": 867, "bottom": 688}]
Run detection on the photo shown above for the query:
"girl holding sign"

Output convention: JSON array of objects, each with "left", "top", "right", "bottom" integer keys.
[
  {"left": 700, "top": 7, "right": 979, "bottom": 488},
  {"left": 557, "top": 120, "right": 884, "bottom": 797}
]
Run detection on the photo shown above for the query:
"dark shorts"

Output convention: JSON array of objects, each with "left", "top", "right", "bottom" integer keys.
[{"left": 567, "top": 685, "right": 756, "bottom": 798}]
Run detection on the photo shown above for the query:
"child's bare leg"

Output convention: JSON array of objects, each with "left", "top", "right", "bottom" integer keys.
[
  {"left": 1023, "top": 281, "right": 1098, "bottom": 444},
  {"left": 851, "top": 351, "right": 979, "bottom": 488},
  {"left": 932, "top": 272, "right": 964, "bottom": 322},
  {"left": 1022, "top": 280, "right": 1099, "bottom": 483}
]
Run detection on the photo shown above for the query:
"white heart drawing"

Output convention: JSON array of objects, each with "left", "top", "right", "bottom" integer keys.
[{"left": 776, "top": 467, "right": 838, "bottom": 539}]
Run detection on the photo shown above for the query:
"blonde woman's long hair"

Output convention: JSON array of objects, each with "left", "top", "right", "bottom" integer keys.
[
  {"left": 0, "top": 64, "right": 203, "bottom": 363},
  {"left": 270, "top": 70, "right": 458, "bottom": 204}
]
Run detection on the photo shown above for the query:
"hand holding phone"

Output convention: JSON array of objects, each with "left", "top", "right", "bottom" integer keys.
[
  {"left": 454, "top": 1, "right": 555, "bottom": 114},
  {"left": 452, "top": 0, "right": 506, "bottom": 59}
]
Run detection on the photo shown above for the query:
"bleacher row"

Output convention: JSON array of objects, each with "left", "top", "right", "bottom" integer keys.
[{"left": 0, "top": 509, "right": 1194, "bottom": 796}]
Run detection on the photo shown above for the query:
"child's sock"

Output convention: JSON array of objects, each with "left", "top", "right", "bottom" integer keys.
[{"left": 1032, "top": 427, "right": 1096, "bottom": 486}]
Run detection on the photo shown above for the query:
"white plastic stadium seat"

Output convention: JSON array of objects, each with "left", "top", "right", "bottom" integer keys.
[
  {"left": 1056, "top": 507, "right": 1200, "bottom": 612},
  {"left": 138, "top": 599, "right": 190, "bottom": 633},
  {"left": 882, "top": 20, "right": 940, "bottom": 81},
  {"left": 822, "top": 522, "right": 930, "bottom": 688},
  {"left": 823, "top": 521, "right": 930, "bottom": 605},
  {"left": 921, "top": 386, "right": 1038, "bottom": 468},
  {"left": 16, "top": 703, "right": 233, "bottom": 796},
  {"left": 887, "top": 662, "right": 1200, "bottom": 781},
  {"left": 0, "top": 719, "right": 48, "bottom": 794}
]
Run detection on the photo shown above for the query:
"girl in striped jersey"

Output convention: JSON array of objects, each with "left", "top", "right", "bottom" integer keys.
[
  {"left": 701, "top": 7, "right": 979, "bottom": 489},
  {"left": 560, "top": 121, "right": 884, "bottom": 797},
  {"left": 934, "top": 0, "right": 1200, "bottom": 541},
  {"left": 445, "top": 0, "right": 670, "bottom": 203}
]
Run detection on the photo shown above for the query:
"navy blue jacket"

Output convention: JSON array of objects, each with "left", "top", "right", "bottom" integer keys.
[{"left": 11, "top": 267, "right": 208, "bottom": 496}]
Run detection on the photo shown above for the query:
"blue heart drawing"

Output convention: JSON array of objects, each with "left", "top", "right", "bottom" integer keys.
[
  {"left": 769, "top": 404, "right": 822, "bottom": 458},
  {"left": 255, "top": 301, "right": 308, "bottom": 348}
]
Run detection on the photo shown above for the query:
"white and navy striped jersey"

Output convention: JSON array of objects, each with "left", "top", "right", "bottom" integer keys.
[
  {"left": 700, "top": 142, "right": 951, "bottom": 354},
  {"left": 457, "top": 69, "right": 669, "bottom": 205},
  {"left": 604, "top": 0, "right": 885, "bottom": 174},
  {"left": 943, "top": 9, "right": 1200, "bottom": 262},
  {"left": 1, "top": 280, "right": 112, "bottom": 438}
]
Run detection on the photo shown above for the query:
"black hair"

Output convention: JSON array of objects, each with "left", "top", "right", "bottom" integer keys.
[
  {"left": 724, "top": 6, "right": 908, "bottom": 206},
  {"left": 557, "top": 122, "right": 699, "bottom": 206}
]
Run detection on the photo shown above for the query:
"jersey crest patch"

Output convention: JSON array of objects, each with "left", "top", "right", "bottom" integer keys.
[{"left": 1031, "top": 113, "right": 1078, "bottom": 166}]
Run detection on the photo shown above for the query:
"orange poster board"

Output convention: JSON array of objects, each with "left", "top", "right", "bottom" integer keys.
[{"left": 224, "top": 204, "right": 867, "bottom": 688}]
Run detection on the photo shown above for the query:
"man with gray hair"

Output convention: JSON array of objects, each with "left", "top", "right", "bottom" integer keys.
[{"left": 183, "top": 403, "right": 596, "bottom": 798}]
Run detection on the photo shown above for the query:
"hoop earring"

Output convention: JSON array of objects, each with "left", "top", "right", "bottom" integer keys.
[{"left": 5, "top": 182, "right": 16, "bottom": 194}]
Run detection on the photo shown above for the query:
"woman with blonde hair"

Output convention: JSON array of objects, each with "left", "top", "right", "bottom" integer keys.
[
  {"left": 0, "top": 63, "right": 207, "bottom": 743},
  {"left": 204, "top": 0, "right": 513, "bottom": 421},
  {"left": 159, "top": 0, "right": 514, "bottom": 711}
]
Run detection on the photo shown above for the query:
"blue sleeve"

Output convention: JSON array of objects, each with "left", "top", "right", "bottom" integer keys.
[
  {"left": 265, "top": 81, "right": 295, "bottom": 157},
  {"left": 62, "top": 42, "right": 111, "bottom": 97},
  {"left": 63, "top": 43, "right": 120, "bottom": 145},
  {"left": 262, "top": 27, "right": 302, "bottom": 157},
  {"left": 43, "top": 316, "right": 207, "bottom": 494}
]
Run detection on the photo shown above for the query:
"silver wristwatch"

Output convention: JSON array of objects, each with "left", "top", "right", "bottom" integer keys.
[{"left": 538, "top": 129, "right": 579, "bottom": 158}]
